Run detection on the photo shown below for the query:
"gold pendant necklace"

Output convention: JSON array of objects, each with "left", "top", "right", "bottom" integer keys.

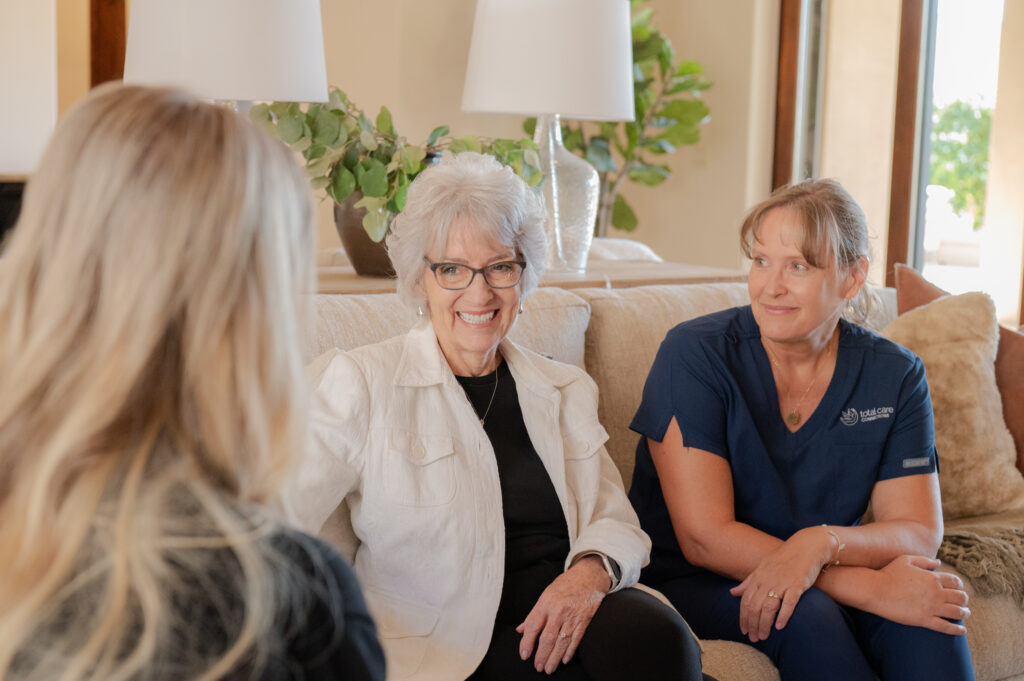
[
  {"left": 765, "top": 334, "right": 836, "bottom": 427},
  {"left": 479, "top": 367, "right": 499, "bottom": 426}
]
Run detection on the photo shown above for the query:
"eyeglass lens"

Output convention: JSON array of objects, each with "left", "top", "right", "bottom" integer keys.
[{"left": 435, "top": 262, "right": 523, "bottom": 289}]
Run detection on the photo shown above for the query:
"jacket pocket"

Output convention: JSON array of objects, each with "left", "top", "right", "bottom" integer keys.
[
  {"left": 562, "top": 420, "right": 609, "bottom": 501},
  {"left": 383, "top": 430, "right": 457, "bottom": 506},
  {"left": 365, "top": 588, "right": 440, "bottom": 679}
]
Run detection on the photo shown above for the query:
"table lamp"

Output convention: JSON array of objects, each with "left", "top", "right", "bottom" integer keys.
[
  {"left": 123, "top": 0, "right": 328, "bottom": 106},
  {"left": 462, "top": 0, "right": 634, "bottom": 273}
]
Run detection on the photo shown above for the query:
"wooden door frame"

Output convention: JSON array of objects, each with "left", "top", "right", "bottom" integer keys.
[{"left": 90, "top": 0, "right": 126, "bottom": 87}]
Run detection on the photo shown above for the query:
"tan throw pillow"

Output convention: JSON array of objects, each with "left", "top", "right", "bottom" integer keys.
[
  {"left": 882, "top": 291, "right": 1024, "bottom": 519},
  {"left": 894, "top": 263, "right": 1024, "bottom": 475}
]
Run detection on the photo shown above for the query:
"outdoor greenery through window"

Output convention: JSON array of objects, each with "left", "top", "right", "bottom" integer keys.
[{"left": 920, "top": 0, "right": 1016, "bottom": 323}]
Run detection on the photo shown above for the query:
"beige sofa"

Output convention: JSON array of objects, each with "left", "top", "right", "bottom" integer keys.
[{"left": 309, "top": 281, "right": 1024, "bottom": 681}]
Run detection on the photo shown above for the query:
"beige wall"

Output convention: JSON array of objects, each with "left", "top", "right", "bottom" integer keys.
[
  {"left": 980, "top": 0, "right": 1024, "bottom": 326},
  {"left": 316, "top": 0, "right": 780, "bottom": 270},
  {"left": 628, "top": 0, "right": 779, "bottom": 270},
  {"left": 0, "top": 0, "right": 58, "bottom": 174},
  {"left": 45, "top": 0, "right": 780, "bottom": 270},
  {"left": 56, "top": 0, "right": 90, "bottom": 116},
  {"left": 817, "top": 0, "right": 901, "bottom": 287}
]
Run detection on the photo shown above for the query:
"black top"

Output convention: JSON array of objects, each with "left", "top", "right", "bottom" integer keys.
[
  {"left": 264, "top": 531, "right": 386, "bottom": 681},
  {"left": 457, "top": 361, "right": 570, "bottom": 624},
  {"left": 176, "top": 530, "right": 386, "bottom": 681}
]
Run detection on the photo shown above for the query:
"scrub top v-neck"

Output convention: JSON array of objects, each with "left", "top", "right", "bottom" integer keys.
[{"left": 627, "top": 305, "right": 938, "bottom": 585}]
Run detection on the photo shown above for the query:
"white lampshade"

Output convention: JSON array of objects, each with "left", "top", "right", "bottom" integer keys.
[
  {"left": 462, "top": 0, "right": 634, "bottom": 121},
  {"left": 123, "top": 0, "right": 328, "bottom": 103}
]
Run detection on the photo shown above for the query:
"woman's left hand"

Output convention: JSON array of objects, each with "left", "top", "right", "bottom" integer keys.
[
  {"left": 729, "top": 526, "right": 835, "bottom": 642},
  {"left": 516, "top": 556, "right": 611, "bottom": 674}
]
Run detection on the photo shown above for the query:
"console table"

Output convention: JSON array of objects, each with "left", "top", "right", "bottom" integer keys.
[{"left": 318, "top": 259, "right": 747, "bottom": 294}]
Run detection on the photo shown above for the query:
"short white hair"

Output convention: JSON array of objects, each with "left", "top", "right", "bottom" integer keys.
[{"left": 386, "top": 151, "right": 547, "bottom": 309}]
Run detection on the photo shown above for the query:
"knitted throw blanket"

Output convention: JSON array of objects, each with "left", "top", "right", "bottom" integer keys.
[{"left": 938, "top": 526, "right": 1024, "bottom": 607}]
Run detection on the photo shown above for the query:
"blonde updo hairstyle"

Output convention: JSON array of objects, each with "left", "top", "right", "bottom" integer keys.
[
  {"left": 740, "top": 178, "right": 873, "bottom": 323},
  {"left": 386, "top": 151, "right": 547, "bottom": 311},
  {"left": 0, "top": 84, "right": 315, "bottom": 681}
]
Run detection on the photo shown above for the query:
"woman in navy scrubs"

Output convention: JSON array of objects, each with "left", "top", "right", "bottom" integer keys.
[{"left": 628, "top": 179, "right": 976, "bottom": 681}]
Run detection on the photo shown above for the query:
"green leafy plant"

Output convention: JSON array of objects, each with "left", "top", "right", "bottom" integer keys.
[
  {"left": 929, "top": 100, "right": 991, "bottom": 230},
  {"left": 525, "top": 0, "right": 712, "bottom": 235},
  {"left": 251, "top": 88, "right": 542, "bottom": 242}
]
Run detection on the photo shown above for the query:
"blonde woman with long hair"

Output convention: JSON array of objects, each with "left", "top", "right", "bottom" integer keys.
[{"left": 0, "top": 84, "right": 384, "bottom": 681}]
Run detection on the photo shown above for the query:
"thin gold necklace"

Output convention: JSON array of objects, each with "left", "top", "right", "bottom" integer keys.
[
  {"left": 478, "top": 367, "right": 499, "bottom": 426},
  {"left": 765, "top": 334, "right": 836, "bottom": 427}
]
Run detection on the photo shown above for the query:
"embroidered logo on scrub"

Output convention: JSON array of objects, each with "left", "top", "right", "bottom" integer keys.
[{"left": 840, "top": 406, "right": 894, "bottom": 426}]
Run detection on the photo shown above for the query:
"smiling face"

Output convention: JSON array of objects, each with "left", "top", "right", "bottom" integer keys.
[
  {"left": 748, "top": 207, "right": 866, "bottom": 347},
  {"left": 422, "top": 218, "right": 522, "bottom": 376}
]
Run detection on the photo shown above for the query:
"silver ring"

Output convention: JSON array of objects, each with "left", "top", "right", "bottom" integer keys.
[
  {"left": 559, "top": 632, "right": 568, "bottom": 640},
  {"left": 767, "top": 590, "right": 780, "bottom": 599}
]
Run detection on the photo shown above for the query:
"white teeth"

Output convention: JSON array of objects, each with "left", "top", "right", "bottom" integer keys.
[{"left": 457, "top": 311, "right": 496, "bottom": 324}]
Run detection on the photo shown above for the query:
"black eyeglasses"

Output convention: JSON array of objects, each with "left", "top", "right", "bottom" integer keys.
[{"left": 424, "top": 257, "right": 527, "bottom": 290}]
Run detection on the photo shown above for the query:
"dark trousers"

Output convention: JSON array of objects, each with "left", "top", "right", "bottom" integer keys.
[
  {"left": 467, "top": 586, "right": 707, "bottom": 681},
  {"left": 657, "top": 571, "right": 975, "bottom": 681}
]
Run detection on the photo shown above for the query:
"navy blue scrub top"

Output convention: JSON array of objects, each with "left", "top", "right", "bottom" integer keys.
[{"left": 628, "top": 305, "right": 938, "bottom": 585}]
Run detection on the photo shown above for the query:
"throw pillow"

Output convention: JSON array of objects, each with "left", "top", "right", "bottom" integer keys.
[
  {"left": 894, "top": 264, "right": 1024, "bottom": 474},
  {"left": 882, "top": 291, "right": 1024, "bottom": 519}
]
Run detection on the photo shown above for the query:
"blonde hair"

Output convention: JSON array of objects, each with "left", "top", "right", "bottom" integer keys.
[
  {"left": 0, "top": 84, "right": 315, "bottom": 680},
  {"left": 740, "top": 178, "right": 873, "bottom": 322},
  {"left": 387, "top": 151, "right": 547, "bottom": 310}
]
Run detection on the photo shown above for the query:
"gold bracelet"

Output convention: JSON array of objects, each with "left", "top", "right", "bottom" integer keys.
[{"left": 821, "top": 524, "right": 846, "bottom": 569}]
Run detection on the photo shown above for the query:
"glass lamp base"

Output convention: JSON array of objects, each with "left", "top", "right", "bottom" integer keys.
[{"left": 534, "top": 114, "right": 598, "bottom": 273}]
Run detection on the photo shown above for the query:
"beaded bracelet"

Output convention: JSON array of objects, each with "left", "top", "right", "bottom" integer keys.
[{"left": 820, "top": 524, "right": 846, "bottom": 570}]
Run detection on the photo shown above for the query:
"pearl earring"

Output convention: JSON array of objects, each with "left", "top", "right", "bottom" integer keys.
[
  {"left": 417, "top": 306, "right": 424, "bottom": 317},
  {"left": 518, "top": 303, "right": 524, "bottom": 314}
]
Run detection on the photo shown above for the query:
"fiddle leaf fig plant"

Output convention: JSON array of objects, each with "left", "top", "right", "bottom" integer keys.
[
  {"left": 251, "top": 88, "right": 542, "bottom": 242},
  {"left": 524, "top": 0, "right": 712, "bottom": 236}
]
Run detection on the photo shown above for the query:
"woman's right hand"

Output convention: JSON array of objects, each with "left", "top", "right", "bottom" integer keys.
[
  {"left": 729, "top": 526, "right": 834, "bottom": 641},
  {"left": 863, "top": 555, "right": 970, "bottom": 635}
]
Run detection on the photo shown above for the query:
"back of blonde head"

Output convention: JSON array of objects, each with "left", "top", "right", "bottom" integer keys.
[{"left": 0, "top": 84, "right": 314, "bottom": 681}]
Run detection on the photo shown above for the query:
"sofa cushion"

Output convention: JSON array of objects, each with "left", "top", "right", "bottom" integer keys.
[
  {"left": 701, "top": 640, "right": 779, "bottom": 681},
  {"left": 943, "top": 508, "right": 1024, "bottom": 681},
  {"left": 575, "top": 283, "right": 752, "bottom": 487},
  {"left": 894, "top": 263, "right": 1024, "bottom": 475},
  {"left": 308, "top": 287, "right": 591, "bottom": 369},
  {"left": 509, "top": 288, "right": 591, "bottom": 369},
  {"left": 882, "top": 292, "right": 1024, "bottom": 519}
]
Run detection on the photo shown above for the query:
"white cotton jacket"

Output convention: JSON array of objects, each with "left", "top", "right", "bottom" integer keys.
[{"left": 282, "top": 320, "right": 651, "bottom": 681}]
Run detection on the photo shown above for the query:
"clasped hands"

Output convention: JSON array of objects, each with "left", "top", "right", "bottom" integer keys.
[
  {"left": 515, "top": 555, "right": 611, "bottom": 674},
  {"left": 729, "top": 527, "right": 971, "bottom": 642}
]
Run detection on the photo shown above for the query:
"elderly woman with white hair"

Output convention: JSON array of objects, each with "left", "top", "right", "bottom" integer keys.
[{"left": 286, "top": 152, "right": 708, "bottom": 681}]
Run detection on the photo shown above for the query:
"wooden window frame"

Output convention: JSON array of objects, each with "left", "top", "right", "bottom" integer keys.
[
  {"left": 884, "top": 0, "right": 925, "bottom": 287},
  {"left": 772, "top": 0, "right": 802, "bottom": 191}
]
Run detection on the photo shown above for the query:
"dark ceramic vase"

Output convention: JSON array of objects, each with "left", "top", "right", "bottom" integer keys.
[{"left": 333, "top": 194, "right": 395, "bottom": 278}]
